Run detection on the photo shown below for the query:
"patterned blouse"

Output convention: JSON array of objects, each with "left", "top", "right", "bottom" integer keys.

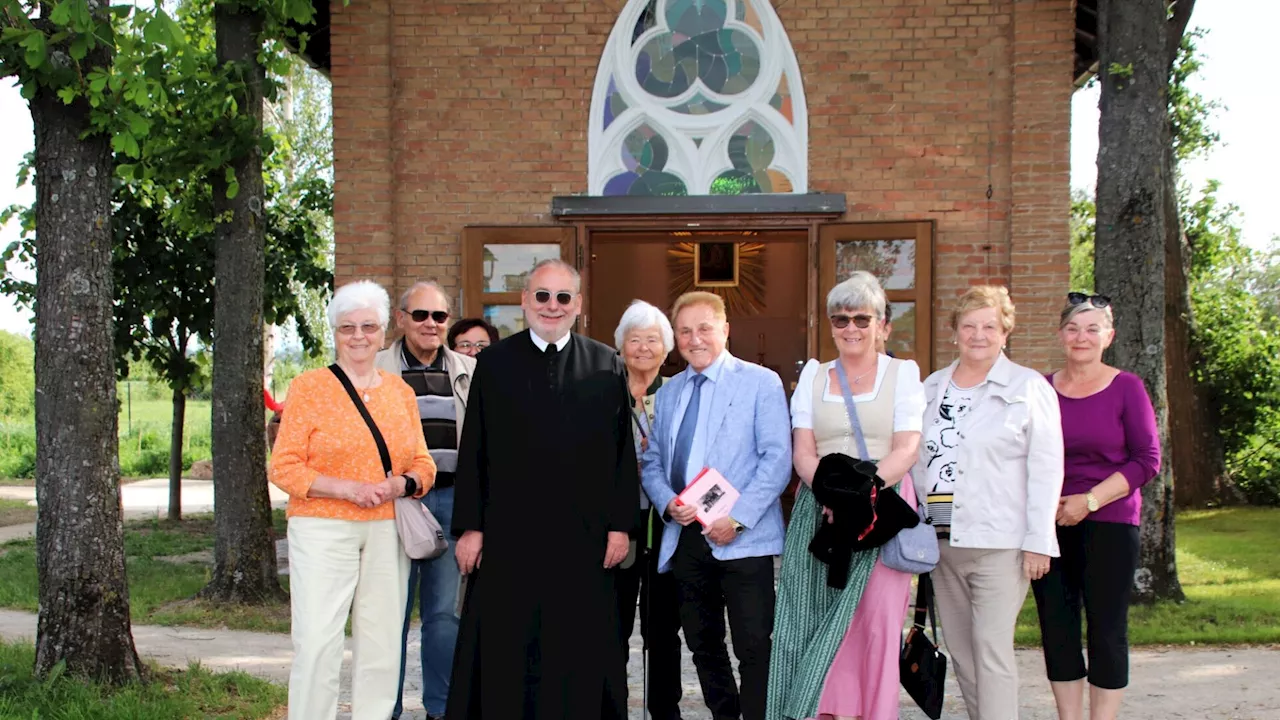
[{"left": 270, "top": 367, "right": 435, "bottom": 521}]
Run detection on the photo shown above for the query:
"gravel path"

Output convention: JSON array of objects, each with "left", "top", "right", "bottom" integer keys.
[{"left": 2, "top": 608, "right": 1277, "bottom": 719}]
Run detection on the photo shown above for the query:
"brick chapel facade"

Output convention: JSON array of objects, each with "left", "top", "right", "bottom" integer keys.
[{"left": 311, "top": 0, "right": 1091, "bottom": 381}]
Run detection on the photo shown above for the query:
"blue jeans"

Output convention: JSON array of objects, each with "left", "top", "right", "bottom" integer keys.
[{"left": 393, "top": 486, "right": 459, "bottom": 719}]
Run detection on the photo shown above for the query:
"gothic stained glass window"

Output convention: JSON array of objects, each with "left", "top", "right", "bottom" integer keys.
[{"left": 589, "top": 0, "right": 807, "bottom": 197}]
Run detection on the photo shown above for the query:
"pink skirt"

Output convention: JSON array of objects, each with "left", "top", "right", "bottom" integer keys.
[{"left": 812, "top": 475, "right": 916, "bottom": 720}]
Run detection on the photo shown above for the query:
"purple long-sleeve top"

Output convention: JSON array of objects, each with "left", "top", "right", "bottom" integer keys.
[{"left": 1049, "top": 371, "right": 1161, "bottom": 526}]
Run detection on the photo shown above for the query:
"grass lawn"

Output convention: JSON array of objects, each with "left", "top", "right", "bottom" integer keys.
[
  {"left": 0, "top": 499, "right": 35, "bottom": 527},
  {"left": 1014, "top": 506, "right": 1280, "bottom": 646},
  {"left": 0, "top": 511, "right": 291, "bottom": 634},
  {"left": 0, "top": 640, "right": 284, "bottom": 719}
]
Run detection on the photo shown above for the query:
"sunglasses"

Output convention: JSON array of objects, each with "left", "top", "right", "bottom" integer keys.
[
  {"left": 534, "top": 290, "right": 575, "bottom": 306},
  {"left": 406, "top": 309, "right": 449, "bottom": 324},
  {"left": 830, "top": 314, "right": 876, "bottom": 330},
  {"left": 1067, "top": 292, "right": 1111, "bottom": 309}
]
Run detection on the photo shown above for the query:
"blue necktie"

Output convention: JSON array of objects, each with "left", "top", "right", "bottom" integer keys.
[{"left": 671, "top": 373, "right": 707, "bottom": 493}]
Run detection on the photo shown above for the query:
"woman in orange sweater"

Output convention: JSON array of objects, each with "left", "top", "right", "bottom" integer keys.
[{"left": 271, "top": 279, "right": 436, "bottom": 720}]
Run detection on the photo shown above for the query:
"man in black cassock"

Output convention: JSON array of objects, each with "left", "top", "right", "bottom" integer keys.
[{"left": 446, "top": 259, "right": 638, "bottom": 720}]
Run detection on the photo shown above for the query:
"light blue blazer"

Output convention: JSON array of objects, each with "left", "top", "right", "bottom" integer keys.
[{"left": 640, "top": 352, "right": 793, "bottom": 573}]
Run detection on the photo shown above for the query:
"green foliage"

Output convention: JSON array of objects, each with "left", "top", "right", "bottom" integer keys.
[
  {"left": 1169, "top": 30, "right": 1223, "bottom": 165},
  {"left": 0, "top": 331, "right": 33, "bottom": 420},
  {"left": 0, "top": 640, "right": 286, "bottom": 718},
  {"left": 1068, "top": 188, "right": 1095, "bottom": 293},
  {"left": 1183, "top": 186, "right": 1280, "bottom": 504}
]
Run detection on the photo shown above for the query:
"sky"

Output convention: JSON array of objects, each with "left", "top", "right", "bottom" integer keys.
[{"left": 1, "top": 0, "right": 1276, "bottom": 336}]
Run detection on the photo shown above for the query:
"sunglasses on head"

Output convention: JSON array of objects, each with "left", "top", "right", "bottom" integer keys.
[
  {"left": 830, "top": 314, "right": 876, "bottom": 329},
  {"left": 534, "top": 290, "right": 575, "bottom": 306},
  {"left": 407, "top": 309, "right": 449, "bottom": 323},
  {"left": 1067, "top": 292, "right": 1111, "bottom": 309}
]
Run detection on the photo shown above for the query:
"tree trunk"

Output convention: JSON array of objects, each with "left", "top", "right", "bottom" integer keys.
[
  {"left": 30, "top": 52, "right": 143, "bottom": 680},
  {"left": 201, "top": 4, "right": 284, "bottom": 603},
  {"left": 1164, "top": 155, "right": 1232, "bottom": 508},
  {"left": 168, "top": 388, "right": 186, "bottom": 522},
  {"left": 1094, "top": 0, "right": 1184, "bottom": 604}
]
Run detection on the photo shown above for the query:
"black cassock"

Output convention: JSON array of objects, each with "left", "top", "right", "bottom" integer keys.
[{"left": 446, "top": 330, "right": 638, "bottom": 720}]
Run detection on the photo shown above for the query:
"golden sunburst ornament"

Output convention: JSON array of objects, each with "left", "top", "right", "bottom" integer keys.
[{"left": 667, "top": 242, "right": 767, "bottom": 315}]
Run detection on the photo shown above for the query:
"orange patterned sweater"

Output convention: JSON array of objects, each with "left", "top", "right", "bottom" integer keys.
[{"left": 270, "top": 367, "right": 436, "bottom": 520}]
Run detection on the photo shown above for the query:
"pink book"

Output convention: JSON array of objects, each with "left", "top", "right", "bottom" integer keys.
[{"left": 676, "top": 467, "right": 740, "bottom": 528}]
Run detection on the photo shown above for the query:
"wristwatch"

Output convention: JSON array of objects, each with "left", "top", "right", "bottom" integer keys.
[
  {"left": 1085, "top": 492, "right": 1099, "bottom": 513},
  {"left": 729, "top": 517, "right": 746, "bottom": 534}
]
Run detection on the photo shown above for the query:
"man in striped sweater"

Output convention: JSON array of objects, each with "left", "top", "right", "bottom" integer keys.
[{"left": 377, "top": 281, "right": 476, "bottom": 720}]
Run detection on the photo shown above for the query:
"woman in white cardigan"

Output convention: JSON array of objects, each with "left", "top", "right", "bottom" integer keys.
[{"left": 913, "top": 285, "right": 1064, "bottom": 720}]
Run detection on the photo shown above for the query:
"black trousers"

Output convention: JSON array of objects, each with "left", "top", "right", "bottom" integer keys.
[
  {"left": 615, "top": 511, "right": 684, "bottom": 720},
  {"left": 1032, "top": 520, "right": 1140, "bottom": 690},
  {"left": 672, "top": 524, "right": 775, "bottom": 720}
]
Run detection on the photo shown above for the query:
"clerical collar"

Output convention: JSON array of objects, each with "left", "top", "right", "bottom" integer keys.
[{"left": 529, "top": 331, "right": 571, "bottom": 353}]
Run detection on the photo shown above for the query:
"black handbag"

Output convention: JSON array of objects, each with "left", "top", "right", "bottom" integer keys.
[{"left": 900, "top": 572, "right": 947, "bottom": 719}]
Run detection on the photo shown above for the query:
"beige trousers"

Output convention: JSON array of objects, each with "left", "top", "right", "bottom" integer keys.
[
  {"left": 932, "top": 545, "right": 1030, "bottom": 720},
  {"left": 287, "top": 517, "right": 409, "bottom": 720}
]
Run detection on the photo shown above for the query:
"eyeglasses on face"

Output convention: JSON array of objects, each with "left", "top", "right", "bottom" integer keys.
[
  {"left": 830, "top": 314, "right": 876, "bottom": 330},
  {"left": 456, "top": 341, "right": 490, "bottom": 351},
  {"left": 533, "top": 290, "right": 575, "bottom": 306},
  {"left": 1067, "top": 292, "right": 1111, "bottom": 309},
  {"left": 336, "top": 322, "right": 383, "bottom": 337},
  {"left": 406, "top": 309, "right": 449, "bottom": 324}
]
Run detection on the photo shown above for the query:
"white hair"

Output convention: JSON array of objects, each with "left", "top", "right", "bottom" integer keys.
[
  {"left": 826, "top": 271, "right": 887, "bottom": 318},
  {"left": 613, "top": 300, "right": 675, "bottom": 353},
  {"left": 399, "top": 280, "right": 450, "bottom": 311},
  {"left": 328, "top": 280, "right": 390, "bottom": 330}
]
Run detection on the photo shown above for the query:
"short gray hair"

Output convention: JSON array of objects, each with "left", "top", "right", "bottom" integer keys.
[
  {"left": 328, "top": 280, "right": 390, "bottom": 331},
  {"left": 399, "top": 280, "right": 449, "bottom": 311},
  {"left": 613, "top": 300, "right": 675, "bottom": 353},
  {"left": 826, "top": 271, "right": 887, "bottom": 318},
  {"left": 1060, "top": 301, "right": 1114, "bottom": 330},
  {"left": 526, "top": 258, "right": 581, "bottom": 292}
]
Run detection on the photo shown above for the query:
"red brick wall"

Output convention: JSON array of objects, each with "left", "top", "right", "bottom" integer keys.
[{"left": 331, "top": 0, "right": 1073, "bottom": 370}]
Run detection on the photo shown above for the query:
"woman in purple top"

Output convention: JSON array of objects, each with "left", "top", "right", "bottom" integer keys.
[{"left": 1032, "top": 293, "right": 1161, "bottom": 720}]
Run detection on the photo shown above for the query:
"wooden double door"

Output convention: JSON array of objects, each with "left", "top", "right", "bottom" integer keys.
[{"left": 461, "top": 220, "right": 935, "bottom": 386}]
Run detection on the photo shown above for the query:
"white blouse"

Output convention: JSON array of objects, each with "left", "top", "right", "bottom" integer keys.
[{"left": 790, "top": 355, "right": 927, "bottom": 433}]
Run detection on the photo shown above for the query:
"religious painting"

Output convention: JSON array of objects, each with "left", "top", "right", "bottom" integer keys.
[
  {"left": 668, "top": 240, "right": 765, "bottom": 314},
  {"left": 694, "top": 242, "right": 739, "bottom": 287}
]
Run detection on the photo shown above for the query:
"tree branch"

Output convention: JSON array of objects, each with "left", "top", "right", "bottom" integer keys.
[{"left": 1166, "top": 0, "right": 1196, "bottom": 68}]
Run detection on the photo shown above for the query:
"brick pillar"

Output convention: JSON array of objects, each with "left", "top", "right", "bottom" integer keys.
[
  {"left": 331, "top": 0, "right": 396, "bottom": 290},
  {"left": 1008, "top": 0, "right": 1074, "bottom": 371}
]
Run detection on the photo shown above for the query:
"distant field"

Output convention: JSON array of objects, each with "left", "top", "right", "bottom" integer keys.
[{"left": 1, "top": 398, "right": 215, "bottom": 480}]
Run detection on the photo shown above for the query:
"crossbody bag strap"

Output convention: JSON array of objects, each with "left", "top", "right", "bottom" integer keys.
[
  {"left": 912, "top": 572, "right": 940, "bottom": 643},
  {"left": 832, "top": 360, "right": 871, "bottom": 461},
  {"left": 329, "top": 364, "right": 392, "bottom": 476}
]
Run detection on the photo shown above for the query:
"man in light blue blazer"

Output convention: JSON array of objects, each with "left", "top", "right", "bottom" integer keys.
[{"left": 640, "top": 291, "right": 792, "bottom": 720}]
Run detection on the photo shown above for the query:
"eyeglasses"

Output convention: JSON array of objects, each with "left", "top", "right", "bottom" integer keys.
[
  {"left": 406, "top": 309, "right": 449, "bottom": 324},
  {"left": 336, "top": 322, "right": 383, "bottom": 337},
  {"left": 456, "top": 341, "right": 490, "bottom": 351},
  {"left": 1067, "top": 292, "right": 1111, "bottom": 309},
  {"left": 830, "top": 314, "right": 876, "bottom": 329},
  {"left": 533, "top": 290, "right": 575, "bottom": 306}
]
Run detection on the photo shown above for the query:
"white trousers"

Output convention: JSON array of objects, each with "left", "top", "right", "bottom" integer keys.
[
  {"left": 287, "top": 517, "right": 409, "bottom": 720},
  {"left": 932, "top": 545, "right": 1030, "bottom": 720}
]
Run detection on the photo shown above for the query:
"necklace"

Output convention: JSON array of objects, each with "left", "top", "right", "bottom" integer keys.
[
  {"left": 359, "top": 372, "right": 377, "bottom": 402},
  {"left": 842, "top": 360, "right": 876, "bottom": 386},
  {"left": 341, "top": 364, "right": 378, "bottom": 402}
]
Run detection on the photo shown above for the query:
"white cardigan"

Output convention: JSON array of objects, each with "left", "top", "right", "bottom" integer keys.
[{"left": 911, "top": 353, "right": 1064, "bottom": 557}]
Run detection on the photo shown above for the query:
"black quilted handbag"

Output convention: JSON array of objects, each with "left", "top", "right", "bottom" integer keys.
[{"left": 900, "top": 572, "right": 947, "bottom": 719}]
